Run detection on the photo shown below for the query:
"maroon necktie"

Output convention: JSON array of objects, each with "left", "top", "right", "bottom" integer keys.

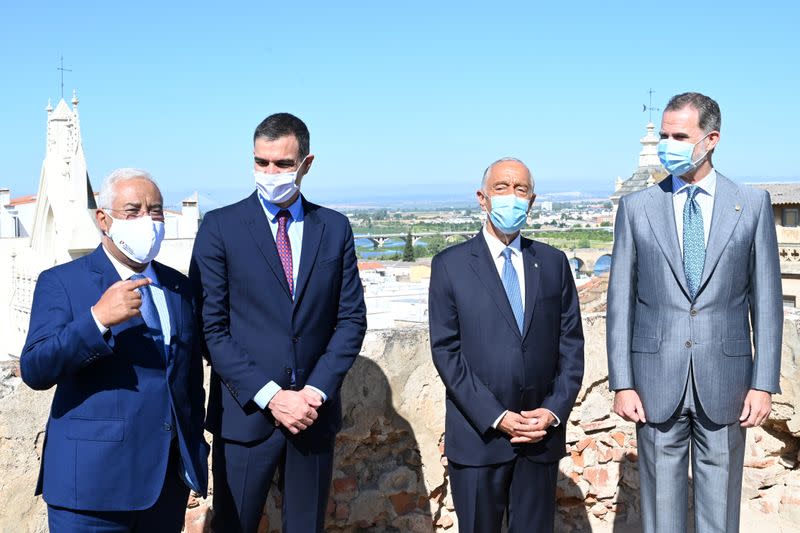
[{"left": 275, "top": 210, "right": 294, "bottom": 296}]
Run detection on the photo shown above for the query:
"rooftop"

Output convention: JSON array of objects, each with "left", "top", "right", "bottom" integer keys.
[{"left": 750, "top": 183, "right": 800, "bottom": 206}]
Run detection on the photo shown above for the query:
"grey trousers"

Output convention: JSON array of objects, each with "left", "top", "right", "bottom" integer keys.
[{"left": 636, "top": 368, "right": 746, "bottom": 533}]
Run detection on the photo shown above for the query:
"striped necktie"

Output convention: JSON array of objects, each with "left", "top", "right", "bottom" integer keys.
[
  {"left": 130, "top": 273, "right": 165, "bottom": 358},
  {"left": 501, "top": 247, "right": 524, "bottom": 333}
]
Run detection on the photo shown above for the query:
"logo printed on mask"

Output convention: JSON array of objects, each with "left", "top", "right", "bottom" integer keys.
[
  {"left": 255, "top": 157, "right": 309, "bottom": 204},
  {"left": 657, "top": 133, "right": 712, "bottom": 177},
  {"left": 105, "top": 213, "right": 165, "bottom": 264},
  {"left": 488, "top": 195, "right": 530, "bottom": 234}
]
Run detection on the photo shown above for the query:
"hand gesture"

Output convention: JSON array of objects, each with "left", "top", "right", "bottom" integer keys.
[
  {"left": 498, "top": 411, "right": 549, "bottom": 444},
  {"left": 93, "top": 277, "right": 151, "bottom": 328},
  {"left": 268, "top": 390, "right": 318, "bottom": 434}
]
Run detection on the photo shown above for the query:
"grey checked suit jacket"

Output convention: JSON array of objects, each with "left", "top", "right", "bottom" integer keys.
[{"left": 607, "top": 173, "right": 782, "bottom": 425}]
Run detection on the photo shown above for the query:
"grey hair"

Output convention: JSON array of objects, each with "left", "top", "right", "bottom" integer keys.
[
  {"left": 97, "top": 168, "right": 158, "bottom": 209},
  {"left": 664, "top": 92, "right": 721, "bottom": 133},
  {"left": 481, "top": 157, "right": 535, "bottom": 190}
]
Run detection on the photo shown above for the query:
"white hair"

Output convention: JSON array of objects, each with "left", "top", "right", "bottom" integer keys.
[
  {"left": 97, "top": 168, "right": 158, "bottom": 209},
  {"left": 481, "top": 157, "right": 535, "bottom": 190}
]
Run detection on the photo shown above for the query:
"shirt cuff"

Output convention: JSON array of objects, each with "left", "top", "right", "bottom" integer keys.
[
  {"left": 253, "top": 381, "right": 282, "bottom": 410},
  {"left": 305, "top": 385, "right": 327, "bottom": 402},
  {"left": 90, "top": 306, "right": 109, "bottom": 335},
  {"left": 492, "top": 410, "right": 508, "bottom": 429},
  {"left": 546, "top": 409, "right": 561, "bottom": 427}
]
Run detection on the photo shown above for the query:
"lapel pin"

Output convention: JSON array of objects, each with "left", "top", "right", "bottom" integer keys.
[{"left": 735, "top": 205, "right": 741, "bottom": 211}]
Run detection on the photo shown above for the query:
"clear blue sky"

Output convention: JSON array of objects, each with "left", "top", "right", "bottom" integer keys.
[{"left": 1, "top": 1, "right": 798, "bottom": 207}]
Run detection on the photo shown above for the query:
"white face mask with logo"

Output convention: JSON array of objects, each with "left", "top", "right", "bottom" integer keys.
[
  {"left": 254, "top": 156, "right": 309, "bottom": 204},
  {"left": 105, "top": 212, "right": 165, "bottom": 264}
]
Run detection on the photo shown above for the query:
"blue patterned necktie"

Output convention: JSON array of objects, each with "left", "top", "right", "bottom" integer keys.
[
  {"left": 683, "top": 185, "right": 706, "bottom": 299},
  {"left": 130, "top": 273, "right": 165, "bottom": 356},
  {"left": 501, "top": 247, "right": 524, "bottom": 333}
]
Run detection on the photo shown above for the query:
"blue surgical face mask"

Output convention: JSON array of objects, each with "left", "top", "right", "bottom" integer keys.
[
  {"left": 488, "top": 194, "right": 530, "bottom": 235},
  {"left": 657, "top": 133, "right": 712, "bottom": 177}
]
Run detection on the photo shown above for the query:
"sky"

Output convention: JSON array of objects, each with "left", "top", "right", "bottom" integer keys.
[{"left": 0, "top": 1, "right": 798, "bottom": 208}]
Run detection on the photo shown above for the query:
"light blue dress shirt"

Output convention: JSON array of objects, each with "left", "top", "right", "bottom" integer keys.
[{"left": 253, "top": 193, "right": 327, "bottom": 410}]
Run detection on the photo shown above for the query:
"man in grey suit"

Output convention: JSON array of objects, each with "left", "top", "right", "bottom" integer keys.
[{"left": 607, "top": 92, "right": 782, "bottom": 533}]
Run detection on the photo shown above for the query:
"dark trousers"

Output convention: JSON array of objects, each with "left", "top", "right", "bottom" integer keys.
[
  {"left": 47, "top": 444, "right": 190, "bottom": 533},
  {"left": 448, "top": 457, "right": 559, "bottom": 533},
  {"left": 211, "top": 430, "right": 335, "bottom": 533}
]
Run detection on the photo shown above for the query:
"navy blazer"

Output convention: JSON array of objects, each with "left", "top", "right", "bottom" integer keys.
[
  {"left": 189, "top": 193, "right": 367, "bottom": 444},
  {"left": 20, "top": 246, "right": 209, "bottom": 511},
  {"left": 429, "top": 234, "right": 584, "bottom": 465}
]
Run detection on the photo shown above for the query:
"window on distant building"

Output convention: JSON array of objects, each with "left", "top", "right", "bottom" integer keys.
[
  {"left": 782, "top": 208, "right": 799, "bottom": 227},
  {"left": 784, "top": 295, "right": 797, "bottom": 308}
]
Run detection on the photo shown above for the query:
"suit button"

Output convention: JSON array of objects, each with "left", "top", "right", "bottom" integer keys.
[
  {"left": 292, "top": 337, "right": 299, "bottom": 343},
  {"left": 285, "top": 367, "right": 293, "bottom": 375},
  {"left": 690, "top": 308, "right": 698, "bottom": 317},
  {"left": 685, "top": 340, "right": 693, "bottom": 348},
  {"left": 163, "top": 423, "right": 172, "bottom": 431}
]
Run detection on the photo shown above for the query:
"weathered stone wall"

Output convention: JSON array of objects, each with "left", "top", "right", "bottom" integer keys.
[{"left": 5, "top": 314, "right": 800, "bottom": 532}]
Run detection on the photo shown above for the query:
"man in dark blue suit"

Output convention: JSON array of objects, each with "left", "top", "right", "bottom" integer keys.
[
  {"left": 21, "top": 168, "right": 209, "bottom": 532},
  {"left": 429, "top": 158, "right": 584, "bottom": 533},
  {"left": 190, "top": 113, "right": 367, "bottom": 533}
]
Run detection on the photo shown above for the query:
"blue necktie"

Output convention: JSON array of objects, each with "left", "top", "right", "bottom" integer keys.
[
  {"left": 501, "top": 247, "right": 524, "bottom": 333},
  {"left": 130, "top": 273, "right": 165, "bottom": 357},
  {"left": 683, "top": 185, "right": 706, "bottom": 299}
]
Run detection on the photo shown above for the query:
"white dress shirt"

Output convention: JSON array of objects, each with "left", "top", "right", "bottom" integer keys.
[
  {"left": 672, "top": 168, "right": 716, "bottom": 253},
  {"left": 253, "top": 192, "right": 326, "bottom": 410},
  {"left": 481, "top": 226, "right": 560, "bottom": 428}
]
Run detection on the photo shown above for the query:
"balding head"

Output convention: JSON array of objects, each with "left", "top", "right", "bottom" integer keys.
[{"left": 481, "top": 157, "right": 534, "bottom": 191}]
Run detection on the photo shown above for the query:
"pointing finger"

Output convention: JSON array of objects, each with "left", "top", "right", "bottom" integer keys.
[{"left": 126, "top": 277, "right": 152, "bottom": 290}]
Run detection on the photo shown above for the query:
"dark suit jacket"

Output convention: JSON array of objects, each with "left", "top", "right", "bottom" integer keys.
[
  {"left": 20, "top": 246, "right": 209, "bottom": 511},
  {"left": 429, "top": 233, "right": 584, "bottom": 466},
  {"left": 189, "top": 193, "right": 367, "bottom": 444}
]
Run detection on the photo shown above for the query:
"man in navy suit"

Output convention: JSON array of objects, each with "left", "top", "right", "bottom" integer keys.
[
  {"left": 21, "top": 168, "right": 209, "bottom": 533},
  {"left": 190, "top": 113, "right": 367, "bottom": 533},
  {"left": 429, "top": 158, "right": 584, "bottom": 533}
]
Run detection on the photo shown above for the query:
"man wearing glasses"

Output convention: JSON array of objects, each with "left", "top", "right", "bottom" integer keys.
[{"left": 20, "top": 168, "right": 209, "bottom": 533}]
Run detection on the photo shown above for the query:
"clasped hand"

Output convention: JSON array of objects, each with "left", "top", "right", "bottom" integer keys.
[
  {"left": 268, "top": 387, "right": 323, "bottom": 434},
  {"left": 498, "top": 408, "right": 554, "bottom": 444}
]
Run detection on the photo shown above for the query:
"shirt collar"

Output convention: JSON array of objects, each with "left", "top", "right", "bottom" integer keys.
[
  {"left": 101, "top": 245, "right": 159, "bottom": 286},
  {"left": 259, "top": 192, "right": 305, "bottom": 223},
  {"left": 672, "top": 168, "right": 717, "bottom": 198},
  {"left": 482, "top": 225, "right": 522, "bottom": 258}
]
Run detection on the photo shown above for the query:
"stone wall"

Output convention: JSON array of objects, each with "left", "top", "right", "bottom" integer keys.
[{"left": 5, "top": 314, "right": 800, "bottom": 532}]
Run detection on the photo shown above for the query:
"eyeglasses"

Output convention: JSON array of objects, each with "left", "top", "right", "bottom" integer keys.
[{"left": 105, "top": 208, "right": 165, "bottom": 221}]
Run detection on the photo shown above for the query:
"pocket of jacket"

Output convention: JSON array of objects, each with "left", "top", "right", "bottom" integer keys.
[
  {"left": 631, "top": 336, "right": 660, "bottom": 353},
  {"left": 66, "top": 417, "right": 124, "bottom": 442},
  {"left": 722, "top": 338, "right": 752, "bottom": 357}
]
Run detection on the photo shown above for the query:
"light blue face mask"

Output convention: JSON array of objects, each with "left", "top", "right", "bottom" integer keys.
[
  {"left": 488, "top": 194, "right": 530, "bottom": 234},
  {"left": 657, "top": 132, "right": 711, "bottom": 177}
]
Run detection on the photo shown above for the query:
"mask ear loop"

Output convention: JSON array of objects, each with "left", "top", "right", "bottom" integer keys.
[{"left": 690, "top": 132, "right": 713, "bottom": 167}]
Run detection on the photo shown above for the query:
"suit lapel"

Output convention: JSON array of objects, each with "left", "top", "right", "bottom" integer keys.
[
  {"left": 521, "top": 238, "right": 540, "bottom": 339},
  {"left": 698, "top": 173, "right": 742, "bottom": 293},
  {"left": 644, "top": 178, "right": 691, "bottom": 298},
  {"left": 293, "top": 198, "right": 325, "bottom": 309},
  {"left": 242, "top": 192, "right": 292, "bottom": 300},
  {"left": 468, "top": 234, "right": 522, "bottom": 338}
]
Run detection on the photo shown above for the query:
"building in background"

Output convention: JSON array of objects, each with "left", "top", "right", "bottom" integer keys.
[
  {"left": 610, "top": 121, "right": 668, "bottom": 217},
  {"left": 751, "top": 183, "right": 800, "bottom": 307},
  {"left": 0, "top": 94, "right": 201, "bottom": 359}
]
